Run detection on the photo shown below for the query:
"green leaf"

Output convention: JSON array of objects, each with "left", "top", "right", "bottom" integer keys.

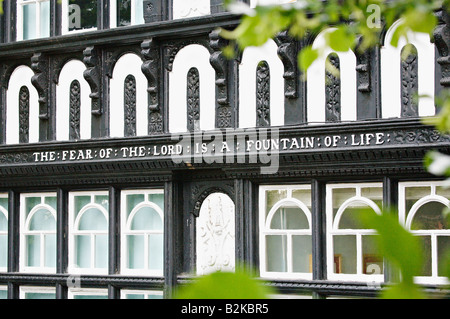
[
  {"left": 324, "top": 26, "right": 356, "bottom": 52},
  {"left": 298, "top": 46, "right": 319, "bottom": 72},
  {"left": 403, "top": 9, "right": 437, "bottom": 35},
  {"left": 175, "top": 270, "right": 274, "bottom": 299}
]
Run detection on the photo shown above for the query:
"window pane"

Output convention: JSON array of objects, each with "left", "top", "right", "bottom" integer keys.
[
  {"left": 94, "top": 195, "right": 109, "bottom": 210},
  {"left": 78, "top": 208, "right": 107, "bottom": 230},
  {"left": 292, "top": 235, "right": 312, "bottom": 273},
  {"left": 74, "top": 196, "right": 91, "bottom": 215},
  {"left": 25, "top": 197, "right": 41, "bottom": 217},
  {"left": 25, "top": 292, "right": 55, "bottom": 299},
  {"left": 333, "top": 235, "right": 356, "bottom": 274},
  {"left": 265, "top": 190, "right": 287, "bottom": 217},
  {"left": 131, "top": 207, "right": 162, "bottom": 231},
  {"left": 40, "top": 0, "right": 50, "bottom": 37},
  {"left": 270, "top": 207, "right": 309, "bottom": 230},
  {"left": 95, "top": 234, "right": 108, "bottom": 268},
  {"left": 438, "top": 236, "right": 450, "bottom": 277},
  {"left": 0, "top": 198, "right": 8, "bottom": 211},
  {"left": 338, "top": 203, "right": 372, "bottom": 230},
  {"left": 0, "top": 213, "right": 7, "bottom": 231},
  {"left": 68, "top": 0, "right": 97, "bottom": 31},
  {"left": 0, "top": 289, "right": 7, "bottom": 299},
  {"left": 292, "top": 189, "right": 311, "bottom": 208},
  {"left": 26, "top": 235, "right": 40, "bottom": 267},
  {"left": 411, "top": 202, "right": 448, "bottom": 230},
  {"left": 29, "top": 209, "right": 55, "bottom": 231},
  {"left": 117, "top": 0, "right": 131, "bottom": 26},
  {"left": 0, "top": 235, "right": 7, "bottom": 268},
  {"left": 362, "top": 235, "right": 383, "bottom": 275},
  {"left": 75, "top": 235, "right": 91, "bottom": 268},
  {"left": 266, "top": 235, "right": 287, "bottom": 272},
  {"left": 44, "top": 234, "right": 56, "bottom": 268},
  {"left": 405, "top": 186, "right": 431, "bottom": 213},
  {"left": 417, "top": 236, "right": 432, "bottom": 276},
  {"left": 134, "top": 0, "right": 144, "bottom": 24},
  {"left": 148, "top": 234, "right": 163, "bottom": 270},
  {"left": 126, "top": 194, "right": 145, "bottom": 217},
  {"left": 332, "top": 188, "right": 355, "bottom": 220},
  {"left": 23, "top": 3, "right": 37, "bottom": 40},
  {"left": 148, "top": 193, "right": 164, "bottom": 211},
  {"left": 44, "top": 196, "right": 57, "bottom": 210},
  {"left": 127, "top": 235, "right": 144, "bottom": 269}
]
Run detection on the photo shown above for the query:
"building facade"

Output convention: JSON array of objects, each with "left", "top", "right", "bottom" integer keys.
[{"left": 0, "top": 0, "right": 449, "bottom": 299}]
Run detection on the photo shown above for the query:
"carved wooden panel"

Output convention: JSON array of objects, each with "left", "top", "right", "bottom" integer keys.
[
  {"left": 187, "top": 67, "right": 200, "bottom": 132},
  {"left": 18, "top": 86, "right": 30, "bottom": 144},
  {"left": 256, "top": 61, "right": 270, "bottom": 127},
  {"left": 325, "top": 53, "right": 341, "bottom": 122},
  {"left": 124, "top": 74, "right": 137, "bottom": 137},
  {"left": 401, "top": 44, "right": 419, "bottom": 117},
  {"left": 196, "top": 192, "right": 235, "bottom": 275}
]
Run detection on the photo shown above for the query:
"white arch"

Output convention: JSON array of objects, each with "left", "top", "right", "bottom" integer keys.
[
  {"left": 125, "top": 201, "right": 164, "bottom": 231},
  {"left": 265, "top": 198, "right": 312, "bottom": 230},
  {"left": 307, "top": 28, "right": 357, "bottom": 124},
  {"left": 56, "top": 59, "right": 91, "bottom": 141},
  {"left": 74, "top": 203, "right": 108, "bottom": 231},
  {"left": 168, "top": 44, "right": 216, "bottom": 133},
  {"left": 405, "top": 195, "right": 450, "bottom": 230},
  {"left": 239, "top": 39, "right": 284, "bottom": 128},
  {"left": 24, "top": 204, "right": 56, "bottom": 231},
  {"left": 381, "top": 19, "right": 436, "bottom": 118},
  {"left": 6, "top": 65, "right": 39, "bottom": 144},
  {"left": 110, "top": 53, "right": 148, "bottom": 138},
  {"left": 332, "top": 196, "right": 382, "bottom": 230}
]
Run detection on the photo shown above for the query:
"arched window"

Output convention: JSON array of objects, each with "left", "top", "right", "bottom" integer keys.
[
  {"left": 260, "top": 185, "right": 312, "bottom": 279},
  {"left": 69, "top": 192, "right": 109, "bottom": 274},
  {"left": 326, "top": 183, "right": 383, "bottom": 281},
  {"left": 0, "top": 194, "right": 8, "bottom": 271},
  {"left": 399, "top": 181, "right": 450, "bottom": 284},
  {"left": 20, "top": 193, "right": 57, "bottom": 273},
  {"left": 121, "top": 190, "right": 164, "bottom": 276}
]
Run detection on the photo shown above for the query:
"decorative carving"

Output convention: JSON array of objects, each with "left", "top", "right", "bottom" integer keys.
[
  {"left": 196, "top": 192, "right": 235, "bottom": 275},
  {"left": 164, "top": 44, "right": 182, "bottom": 72},
  {"left": 256, "top": 61, "right": 270, "bottom": 127},
  {"left": 69, "top": 80, "right": 81, "bottom": 140},
  {"left": 141, "top": 39, "right": 163, "bottom": 134},
  {"left": 124, "top": 75, "right": 137, "bottom": 137},
  {"left": 83, "top": 47, "right": 102, "bottom": 116},
  {"left": 187, "top": 67, "right": 200, "bottom": 132},
  {"left": 400, "top": 44, "right": 419, "bottom": 117},
  {"left": 209, "top": 29, "right": 228, "bottom": 106},
  {"left": 275, "top": 31, "right": 299, "bottom": 99},
  {"left": 434, "top": 9, "right": 450, "bottom": 87},
  {"left": 355, "top": 38, "right": 372, "bottom": 93},
  {"left": 394, "top": 129, "right": 450, "bottom": 144},
  {"left": 18, "top": 86, "right": 30, "bottom": 144},
  {"left": 31, "top": 53, "right": 49, "bottom": 120},
  {"left": 143, "top": 0, "right": 163, "bottom": 23},
  {"left": 325, "top": 53, "right": 341, "bottom": 122}
]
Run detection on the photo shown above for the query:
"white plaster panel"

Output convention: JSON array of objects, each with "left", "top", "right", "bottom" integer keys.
[
  {"left": 110, "top": 53, "right": 148, "bottom": 138},
  {"left": 239, "top": 39, "right": 285, "bottom": 128},
  {"left": 381, "top": 20, "right": 436, "bottom": 118},
  {"left": 168, "top": 44, "right": 216, "bottom": 133},
  {"left": 307, "top": 28, "right": 357, "bottom": 124},
  {"left": 56, "top": 59, "right": 91, "bottom": 141},
  {"left": 173, "top": 0, "right": 210, "bottom": 19},
  {"left": 6, "top": 66, "right": 39, "bottom": 144}
]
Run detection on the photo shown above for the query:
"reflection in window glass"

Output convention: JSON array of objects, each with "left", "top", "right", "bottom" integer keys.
[
  {"left": 400, "top": 181, "right": 450, "bottom": 284},
  {"left": 68, "top": 0, "right": 97, "bottom": 32}
]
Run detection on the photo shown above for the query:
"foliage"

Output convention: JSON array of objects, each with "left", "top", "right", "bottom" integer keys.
[{"left": 175, "top": 269, "right": 275, "bottom": 299}]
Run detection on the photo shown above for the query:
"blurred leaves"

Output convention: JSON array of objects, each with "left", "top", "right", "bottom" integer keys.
[{"left": 175, "top": 270, "right": 274, "bottom": 299}]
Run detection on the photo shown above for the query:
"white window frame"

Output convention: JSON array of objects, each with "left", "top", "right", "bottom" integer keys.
[
  {"left": 0, "top": 286, "right": 7, "bottom": 299},
  {"left": 259, "top": 185, "right": 313, "bottom": 280},
  {"left": 399, "top": 181, "right": 450, "bottom": 285},
  {"left": 20, "top": 193, "right": 57, "bottom": 274},
  {"left": 120, "top": 189, "right": 164, "bottom": 276},
  {"left": 16, "top": 0, "right": 50, "bottom": 40},
  {"left": 19, "top": 286, "right": 56, "bottom": 299},
  {"left": 0, "top": 194, "right": 8, "bottom": 273},
  {"left": 326, "top": 183, "right": 384, "bottom": 282},
  {"left": 110, "top": 0, "right": 145, "bottom": 28},
  {"left": 68, "top": 288, "right": 108, "bottom": 299},
  {"left": 120, "top": 289, "right": 164, "bottom": 299},
  {"left": 68, "top": 191, "right": 109, "bottom": 275},
  {"left": 61, "top": 0, "right": 97, "bottom": 35}
]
